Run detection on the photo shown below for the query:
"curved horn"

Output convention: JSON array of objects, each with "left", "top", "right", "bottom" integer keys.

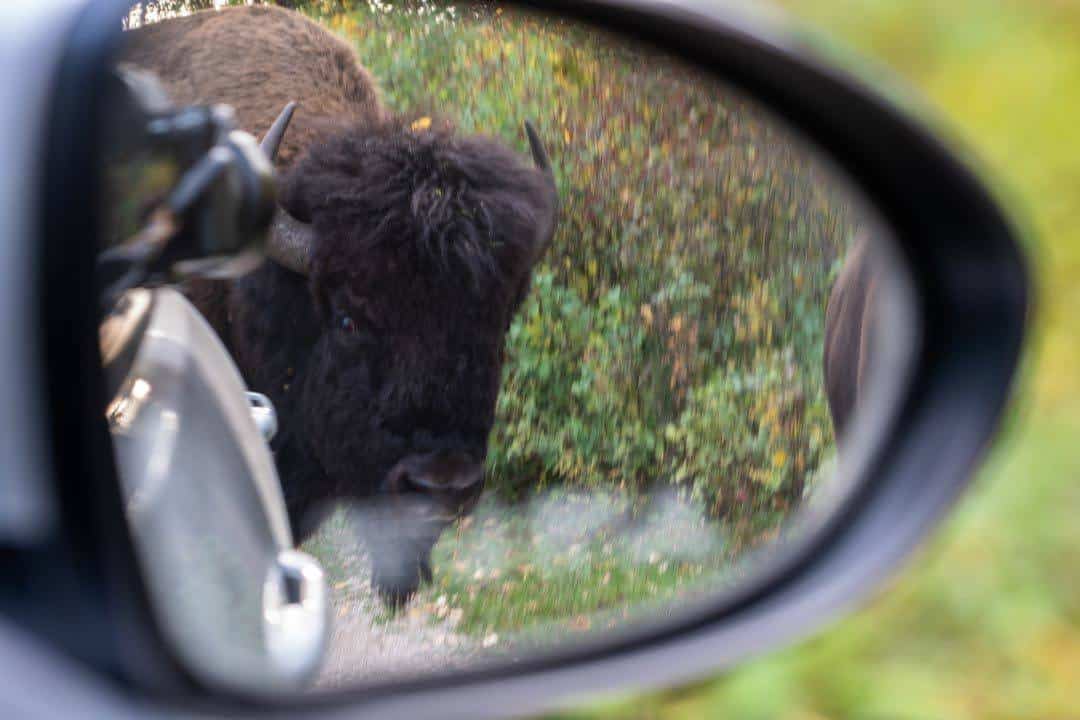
[
  {"left": 524, "top": 120, "right": 554, "bottom": 183},
  {"left": 260, "top": 101, "right": 297, "bottom": 162},
  {"left": 524, "top": 120, "right": 558, "bottom": 262},
  {"left": 265, "top": 209, "right": 314, "bottom": 276},
  {"left": 260, "top": 102, "right": 315, "bottom": 275}
]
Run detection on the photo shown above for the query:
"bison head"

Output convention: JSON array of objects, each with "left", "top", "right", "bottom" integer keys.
[{"left": 260, "top": 106, "right": 557, "bottom": 605}]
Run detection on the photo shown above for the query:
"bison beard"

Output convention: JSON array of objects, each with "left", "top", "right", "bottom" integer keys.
[{"left": 226, "top": 117, "right": 556, "bottom": 605}]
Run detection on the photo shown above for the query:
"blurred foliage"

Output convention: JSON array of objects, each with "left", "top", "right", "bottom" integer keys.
[
  {"left": 541, "top": 0, "right": 1080, "bottom": 718},
  {"left": 308, "top": 2, "right": 858, "bottom": 553}
]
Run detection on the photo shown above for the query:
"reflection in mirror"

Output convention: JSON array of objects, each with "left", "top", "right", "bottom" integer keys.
[{"left": 102, "top": 1, "right": 914, "bottom": 691}]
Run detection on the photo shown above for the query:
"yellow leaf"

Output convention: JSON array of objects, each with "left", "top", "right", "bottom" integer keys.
[
  {"left": 411, "top": 116, "right": 432, "bottom": 132},
  {"left": 772, "top": 450, "right": 788, "bottom": 468}
]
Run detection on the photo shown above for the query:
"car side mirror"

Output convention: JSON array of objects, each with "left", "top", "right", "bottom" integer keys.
[{"left": 4, "top": 0, "right": 1027, "bottom": 717}]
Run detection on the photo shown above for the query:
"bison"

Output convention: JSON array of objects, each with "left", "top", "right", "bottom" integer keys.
[
  {"left": 122, "top": 6, "right": 558, "bottom": 604},
  {"left": 823, "top": 233, "right": 879, "bottom": 440}
]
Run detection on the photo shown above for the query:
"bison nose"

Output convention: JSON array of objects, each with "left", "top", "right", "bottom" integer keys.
[{"left": 385, "top": 451, "right": 483, "bottom": 516}]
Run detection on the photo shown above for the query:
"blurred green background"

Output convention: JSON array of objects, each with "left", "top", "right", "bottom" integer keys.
[{"left": 548, "top": 0, "right": 1080, "bottom": 717}]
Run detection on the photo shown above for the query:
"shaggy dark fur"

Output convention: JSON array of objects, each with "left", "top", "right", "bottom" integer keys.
[{"left": 122, "top": 7, "right": 556, "bottom": 603}]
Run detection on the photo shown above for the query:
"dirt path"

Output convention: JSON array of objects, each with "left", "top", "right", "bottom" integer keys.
[
  {"left": 315, "top": 571, "right": 480, "bottom": 687},
  {"left": 303, "top": 516, "right": 480, "bottom": 688}
]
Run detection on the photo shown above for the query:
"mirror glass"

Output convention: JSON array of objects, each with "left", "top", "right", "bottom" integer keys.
[{"left": 101, "top": 0, "right": 915, "bottom": 692}]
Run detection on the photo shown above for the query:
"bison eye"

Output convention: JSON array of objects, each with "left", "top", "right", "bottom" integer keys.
[{"left": 339, "top": 315, "right": 357, "bottom": 333}]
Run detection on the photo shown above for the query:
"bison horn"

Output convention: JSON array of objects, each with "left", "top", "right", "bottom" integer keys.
[
  {"left": 524, "top": 120, "right": 554, "bottom": 183},
  {"left": 266, "top": 210, "right": 315, "bottom": 276},
  {"left": 260, "top": 101, "right": 297, "bottom": 162},
  {"left": 524, "top": 120, "right": 558, "bottom": 261},
  {"left": 260, "top": 102, "right": 315, "bottom": 276}
]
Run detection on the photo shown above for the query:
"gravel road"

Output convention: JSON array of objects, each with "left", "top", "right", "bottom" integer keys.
[{"left": 303, "top": 513, "right": 482, "bottom": 688}]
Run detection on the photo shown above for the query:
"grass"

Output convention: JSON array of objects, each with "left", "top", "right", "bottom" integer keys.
[
  {"left": 304, "top": 486, "right": 750, "bottom": 645},
  {"left": 419, "top": 489, "right": 742, "bottom": 639}
]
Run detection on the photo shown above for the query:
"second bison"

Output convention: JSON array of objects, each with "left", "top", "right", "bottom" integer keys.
[{"left": 123, "top": 6, "right": 558, "bottom": 604}]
